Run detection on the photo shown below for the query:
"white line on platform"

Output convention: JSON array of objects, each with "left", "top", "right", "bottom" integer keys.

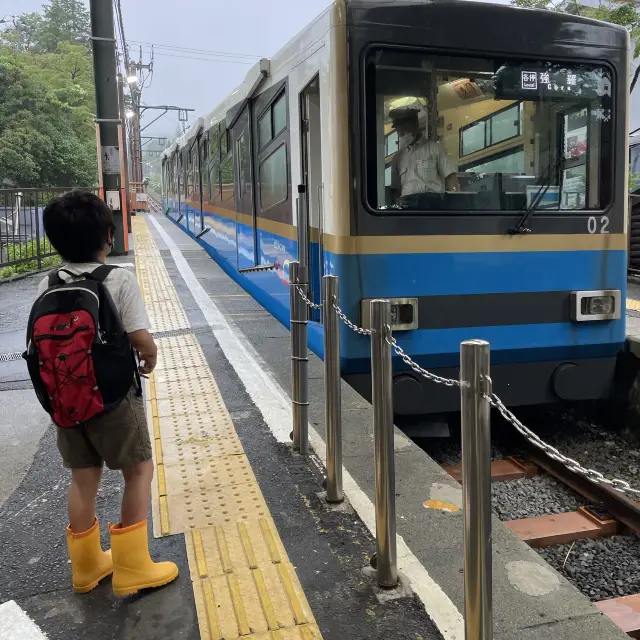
[
  {"left": 0, "top": 600, "right": 48, "bottom": 639},
  {"left": 149, "top": 215, "right": 465, "bottom": 640}
]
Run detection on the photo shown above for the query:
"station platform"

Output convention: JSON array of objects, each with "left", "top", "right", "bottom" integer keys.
[{"left": 0, "top": 213, "right": 630, "bottom": 639}]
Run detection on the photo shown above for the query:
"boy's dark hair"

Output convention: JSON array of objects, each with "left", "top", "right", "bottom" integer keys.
[{"left": 43, "top": 190, "right": 116, "bottom": 263}]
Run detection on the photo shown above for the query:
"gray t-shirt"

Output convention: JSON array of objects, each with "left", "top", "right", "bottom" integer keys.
[{"left": 38, "top": 263, "right": 150, "bottom": 334}]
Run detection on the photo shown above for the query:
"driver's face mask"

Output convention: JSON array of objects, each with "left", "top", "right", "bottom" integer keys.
[{"left": 398, "top": 133, "right": 415, "bottom": 150}]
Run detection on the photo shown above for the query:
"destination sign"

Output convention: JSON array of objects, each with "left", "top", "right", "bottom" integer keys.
[{"left": 494, "top": 63, "right": 612, "bottom": 101}]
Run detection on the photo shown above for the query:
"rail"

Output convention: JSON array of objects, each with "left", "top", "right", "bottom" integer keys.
[
  {"left": 289, "top": 267, "right": 640, "bottom": 638},
  {"left": 0, "top": 188, "right": 98, "bottom": 270}
]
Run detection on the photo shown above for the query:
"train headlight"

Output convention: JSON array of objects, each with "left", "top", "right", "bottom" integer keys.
[
  {"left": 586, "top": 296, "right": 614, "bottom": 316},
  {"left": 360, "top": 298, "right": 419, "bottom": 331},
  {"left": 571, "top": 290, "right": 621, "bottom": 322}
]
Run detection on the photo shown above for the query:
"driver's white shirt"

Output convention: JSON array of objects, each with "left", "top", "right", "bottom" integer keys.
[{"left": 391, "top": 137, "right": 455, "bottom": 196}]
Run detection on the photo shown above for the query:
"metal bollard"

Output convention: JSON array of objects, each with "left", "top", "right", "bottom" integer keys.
[
  {"left": 290, "top": 261, "right": 309, "bottom": 455},
  {"left": 323, "top": 275, "right": 343, "bottom": 503},
  {"left": 370, "top": 299, "right": 397, "bottom": 588},
  {"left": 460, "top": 339, "right": 493, "bottom": 640}
]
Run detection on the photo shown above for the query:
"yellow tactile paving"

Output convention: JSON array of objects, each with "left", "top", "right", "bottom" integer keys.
[
  {"left": 132, "top": 216, "right": 321, "bottom": 640},
  {"left": 628, "top": 297, "right": 640, "bottom": 312}
]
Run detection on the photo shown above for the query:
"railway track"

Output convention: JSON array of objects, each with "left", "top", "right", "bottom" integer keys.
[
  {"left": 442, "top": 432, "right": 640, "bottom": 637},
  {"left": 147, "top": 193, "right": 162, "bottom": 214}
]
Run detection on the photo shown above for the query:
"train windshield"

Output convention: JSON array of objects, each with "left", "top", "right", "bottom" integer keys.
[{"left": 364, "top": 49, "right": 614, "bottom": 213}]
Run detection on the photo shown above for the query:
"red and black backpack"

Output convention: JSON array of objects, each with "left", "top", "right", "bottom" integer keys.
[{"left": 24, "top": 265, "right": 139, "bottom": 428}]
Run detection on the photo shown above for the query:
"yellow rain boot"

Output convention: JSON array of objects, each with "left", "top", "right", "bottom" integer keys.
[
  {"left": 66, "top": 518, "right": 113, "bottom": 593},
  {"left": 110, "top": 520, "right": 178, "bottom": 596}
]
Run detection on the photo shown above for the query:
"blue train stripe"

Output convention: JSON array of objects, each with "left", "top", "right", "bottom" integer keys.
[{"left": 164, "top": 201, "right": 626, "bottom": 374}]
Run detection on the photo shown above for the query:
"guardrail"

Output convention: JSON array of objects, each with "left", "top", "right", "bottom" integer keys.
[
  {"left": 289, "top": 263, "right": 640, "bottom": 639},
  {"left": 0, "top": 188, "right": 98, "bottom": 269}
]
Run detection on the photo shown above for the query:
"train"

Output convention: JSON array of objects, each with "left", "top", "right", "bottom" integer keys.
[{"left": 162, "top": 0, "right": 629, "bottom": 426}]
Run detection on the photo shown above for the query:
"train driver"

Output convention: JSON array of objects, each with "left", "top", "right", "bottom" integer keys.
[{"left": 389, "top": 107, "right": 459, "bottom": 204}]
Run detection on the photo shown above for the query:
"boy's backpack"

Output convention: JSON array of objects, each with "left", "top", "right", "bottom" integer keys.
[{"left": 24, "top": 265, "right": 139, "bottom": 428}]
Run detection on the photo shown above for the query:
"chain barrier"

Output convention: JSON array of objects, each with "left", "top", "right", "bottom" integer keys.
[
  {"left": 485, "top": 391, "right": 640, "bottom": 497},
  {"left": 294, "top": 284, "right": 323, "bottom": 310},
  {"left": 294, "top": 283, "right": 640, "bottom": 497},
  {"left": 386, "top": 333, "right": 461, "bottom": 388},
  {"left": 332, "top": 300, "right": 372, "bottom": 336}
]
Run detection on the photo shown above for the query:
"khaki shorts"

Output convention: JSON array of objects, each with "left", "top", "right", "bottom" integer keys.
[{"left": 56, "top": 387, "right": 152, "bottom": 470}]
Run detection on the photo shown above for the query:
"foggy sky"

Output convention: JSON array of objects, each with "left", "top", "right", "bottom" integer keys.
[{"left": 2, "top": 0, "right": 638, "bottom": 136}]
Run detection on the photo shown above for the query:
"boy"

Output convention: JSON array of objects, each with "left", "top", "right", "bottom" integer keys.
[{"left": 37, "top": 191, "right": 178, "bottom": 596}]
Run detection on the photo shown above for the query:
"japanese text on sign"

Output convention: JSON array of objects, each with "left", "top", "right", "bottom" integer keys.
[{"left": 521, "top": 70, "right": 587, "bottom": 92}]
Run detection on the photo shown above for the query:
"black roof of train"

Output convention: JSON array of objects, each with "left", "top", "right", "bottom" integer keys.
[{"left": 346, "top": 0, "right": 629, "bottom": 50}]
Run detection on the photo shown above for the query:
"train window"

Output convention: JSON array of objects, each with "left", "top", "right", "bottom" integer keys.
[
  {"left": 461, "top": 121, "right": 485, "bottom": 156},
  {"left": 260, "top": 144, "right": 287, "bottom": 211},
  {"left": 208, "top": 158, "right": 220, "bottom": 203},
  {"left": 221, "top": 155, "right": 235, "bottom": 208},
  {"left": 365, "top": 48, "right": 613, "bottom": 213},
  {"left": 272, "top": 93, "right": 287, "bottom": 136},
  {"left": 210, "top": 126, "right": 220, "bottom": 161},
  {"left": 258, "top": 92, "right": 287, "bottom": 149},
  {"left": 460, "top": 103, "right": 522, "bottom": 157},
  {"left": 220, "top": 123, "right": 228, "bottom": 156},
  {"left": 236, "top": 133, "right": 249, "bottom": 197},
  {"left": 258, "top": 113, "right": 272, "bottom": 148}
]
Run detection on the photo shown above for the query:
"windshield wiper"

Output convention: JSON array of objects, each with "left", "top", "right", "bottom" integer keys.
[{"left": 510, "top": 155, "right": 563, "bottom": 235}]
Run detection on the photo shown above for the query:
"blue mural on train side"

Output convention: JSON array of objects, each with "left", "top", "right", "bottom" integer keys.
[{"left": 163, "top": 197, "right": 626, "bottom": 375}]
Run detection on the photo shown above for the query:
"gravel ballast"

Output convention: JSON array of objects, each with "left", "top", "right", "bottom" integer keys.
[
  {"left": 491, "top": 474, "right": 583, "bottom": 521},
  {"left": 539, "top": 534, "right": 640, "bottom": 601}
]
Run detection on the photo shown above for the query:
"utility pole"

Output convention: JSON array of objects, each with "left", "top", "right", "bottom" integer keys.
[
  {"left": 128, "top": 49, "right": 152, "bottom": 186},
  {"left": 117, "top": 73, "right": 132, "bottom": 229},
  {"left": 89, "top": 0, "right": 127, "bottom": 255}
]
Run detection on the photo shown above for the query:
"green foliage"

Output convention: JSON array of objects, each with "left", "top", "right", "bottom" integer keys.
[
  {"left": 631, "top": 171, "right": 640, "bottom": 191},
  {"left": 0, "top": 1, "right": 96, "bottom": 188},
  {"left": 0, "top": 238, "right": 61, "bottom": 279},
  {"left": 6, "top": 0, "right": 90, "bottom": 54}
]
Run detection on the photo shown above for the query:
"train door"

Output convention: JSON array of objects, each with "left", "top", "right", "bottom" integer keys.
[
  {"left": 196, "top": 134, "right": 205, "bottom": 234},
  {"left": 231, "top": 105, "right": 257, "bottom": 269},
  {"left": 177, "top": 152, "right": 184, "bottom": 223},
  {"left": 300, "top": 77, "right": 324, "bottom": 319}
]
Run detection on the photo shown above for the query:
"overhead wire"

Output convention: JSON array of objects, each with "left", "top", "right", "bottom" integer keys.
[
  {"left": 137, "top": 50, "right": 254, "bottom": 65},
  {"left": 128, "top": 39, "right": 261, "bottom": 60}
]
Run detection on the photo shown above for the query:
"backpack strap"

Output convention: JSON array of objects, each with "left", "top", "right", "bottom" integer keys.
[
  {"left": 47, "top": 269, "right": 62, "bottom": 287},
  {"left": 84, "top": 264, "right": 120, "bottom": 283}
]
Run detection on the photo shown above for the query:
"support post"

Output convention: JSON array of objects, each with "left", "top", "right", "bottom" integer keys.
[
  {"left": 323, "top": 275, "right": 343, "bottom": 503},
  {"left": 117, "top": 74, "right": 132, "bottom": 227},
  {"left": 460, "top": 339, "right": 493, "bottom": 640},
  {"left": 290, "top": 261, "right": 309, "bottom": 455},
  {"left": 89, "top": 0, "right": 126, "bottom": 255},
  {"left": 35, "top": 190, "right": 41, "bottom": 270},
  {"left": 370, "top": 299, "right": 397, "bottom": 588}
]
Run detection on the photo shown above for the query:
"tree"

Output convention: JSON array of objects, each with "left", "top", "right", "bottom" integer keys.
[
  {"left": 2, "top": 0, "right": 90, "bottom": 54},
  {"left": 511, "top": 0, "right": 640, "bottom": 92},
  {"left": 0, "top": 45, "right": 97, "bottom": 187},
  {"left": 37, "top": 0, "right": 90, "bottom": 52},
  {"left": 0, "top": 0, "right": 97, "bottom": 187}
]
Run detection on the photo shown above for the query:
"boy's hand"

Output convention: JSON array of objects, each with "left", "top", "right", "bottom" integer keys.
[
  {"left": 128, "top": 329, "right": 158, "bottom": 375},
  {"left": 139, "top": 352, "right": 157, "bottom": 375}
]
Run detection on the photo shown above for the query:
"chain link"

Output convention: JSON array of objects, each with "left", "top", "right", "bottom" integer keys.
[
  {"left": 386, "top": 333, "right": 461, "bottom": 388},
  {"left": 332, "top": 301, "right": 372, "bottom": 336},
  {"left": 293, "top": 285, "right": 323, "bottom": 310},
  {"left": 485, "top": 391, "right": 640, "bottom": 497}
]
